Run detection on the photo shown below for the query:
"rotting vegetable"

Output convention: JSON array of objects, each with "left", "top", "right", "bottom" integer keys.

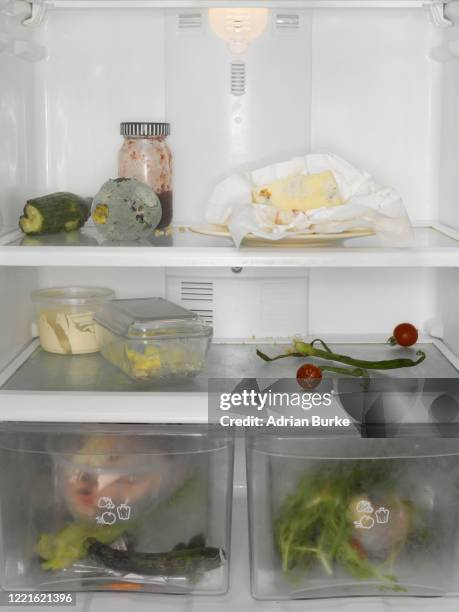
[
  {"left": 275, "top": 461, "right": 429, "bottom": 592},
  {"left": 91, "top": 178, "right": 162, "bottom": 241},
  {"left": 87, "top": 534, "right": 225, "bottom": 578},
  {"left": 37, "top": 521, "right": 127, "bottom": 572},
  {"left": 19, "top": 193, "right": 91, "bottom": 235},
  {"left": 37, "top": 476, "right": 197, "bottom": 571},
  {"left": 257, "top": 338, "right": 426, "bottom": 382}
]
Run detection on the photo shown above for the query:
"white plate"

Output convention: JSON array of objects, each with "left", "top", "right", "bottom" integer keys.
[{"left": 189, "top": 224, "right": 375, "bottom": 245}]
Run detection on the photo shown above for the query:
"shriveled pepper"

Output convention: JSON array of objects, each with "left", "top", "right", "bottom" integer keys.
[{"left": 257, "top": 338, "right": 426, "bottom": 376}]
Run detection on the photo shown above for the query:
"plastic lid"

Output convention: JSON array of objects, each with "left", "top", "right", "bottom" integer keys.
[
  {"left": 120, "top": 122, "right": 170, "bottom": 137},
  {"left": 32, "top": 286, "right": 115, "bottom": 305},
  {"left": 94, "top": 297, "right": 212, "bottom": 339}
]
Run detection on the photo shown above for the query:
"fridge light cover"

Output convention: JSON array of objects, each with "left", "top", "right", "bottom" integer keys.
[{"left": 208, "top": 8, "right": 269, "bottom": 54}]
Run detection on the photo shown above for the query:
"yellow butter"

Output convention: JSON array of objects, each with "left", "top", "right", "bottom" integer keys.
[{"left": 252, "top": 170, "right": 342, "bottom": 212}]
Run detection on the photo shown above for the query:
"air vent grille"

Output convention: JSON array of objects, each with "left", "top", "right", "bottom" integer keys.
[
  {"left": 180, "top": 281, "right": 214, "bottom": 325},
  {"left": 275, "top": 13, "right": 300, "bottom": 31},
  {"left": 231, "top": 61, "right": 246, "bottom": 96},
  {"left": 178, "top": 12, "right": 202, "bottom": 31}
]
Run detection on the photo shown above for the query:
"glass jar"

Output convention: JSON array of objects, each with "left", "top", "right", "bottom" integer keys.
[{"left": 118, "top": 122, "right": 173, "bottom": 229}]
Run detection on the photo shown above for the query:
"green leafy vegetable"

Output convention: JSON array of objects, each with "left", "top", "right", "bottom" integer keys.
[
  {"left": 275, "top": 461, "right": 428, "bottom": 591},
  {"left": 37, "top": 521, "right": 127, "bottom": 571}
]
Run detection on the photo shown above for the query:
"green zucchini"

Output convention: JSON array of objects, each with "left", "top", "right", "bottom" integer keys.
[
  {"left": 19, "top": 192, "right": 91, "bottom": 235},
  {"left": 87, "top": 538, "right": 225, "bottom": 578}
]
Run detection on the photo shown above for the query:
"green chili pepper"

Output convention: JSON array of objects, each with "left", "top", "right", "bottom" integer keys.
[
  {"left": 256, "top": 339, "right": 426, "bottom": 373},
  {"left": 319, "top": 365, "right": 369, "bottom": 378}
]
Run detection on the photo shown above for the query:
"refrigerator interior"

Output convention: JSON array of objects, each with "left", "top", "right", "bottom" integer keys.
[
  {"left": 1, "top": 266, "right": 459, "bottom": 390},
  {"left": 2, "top": 0, "right": 459, "bottom": 609},
  {"left": 1, "top": 1, "right": 459, "bottom": 229}
]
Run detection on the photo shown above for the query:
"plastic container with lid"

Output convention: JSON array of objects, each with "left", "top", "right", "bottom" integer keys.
[
  {"left": 118, "top": 122, "right": 173, "bottom": 230},
  {"left": 94, "top": 298, "right": 212, "bottom": 384},
  {"left": 32, "top": 287, "right": 115, "bottom": 355}
]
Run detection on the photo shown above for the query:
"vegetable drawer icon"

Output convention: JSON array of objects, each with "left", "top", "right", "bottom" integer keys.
[
  {"left": 375, "top": 507, "right": 390, "bottom": 524},
  {"left": 116, "top": 503, "right": 131, "bottom": 521}
]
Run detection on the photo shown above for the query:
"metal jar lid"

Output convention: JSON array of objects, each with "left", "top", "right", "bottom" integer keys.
[{"left": 120, "top": 122, "right": 171, "bottom": 137}]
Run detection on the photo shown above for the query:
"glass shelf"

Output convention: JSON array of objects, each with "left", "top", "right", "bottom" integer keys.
[
  {"left": 1, "top": 226, "right": 459, "bottom": 268},
  {"left": 0, "top": 340, "right": 456, "bottom": 424}
]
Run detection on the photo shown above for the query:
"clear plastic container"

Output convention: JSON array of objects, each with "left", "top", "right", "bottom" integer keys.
[
  {"left": 0, "top": 423, "right": 233, "bottom": 595},
  {"left": 118, "top": 122, "right": 173, "bottom": 230},
  {"left": 247, "top": 432, "right": 459, "bottom": 600},
  {"left": 94, "top": 298, "right": 212, "bottom": 384},
  {"left": 32, "top": 287, "right": 115, "bottom": 355}
]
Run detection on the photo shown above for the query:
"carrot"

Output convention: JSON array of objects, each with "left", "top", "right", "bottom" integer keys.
[{"left": 103, "top": 582, "right": 143, "bottom": 591}]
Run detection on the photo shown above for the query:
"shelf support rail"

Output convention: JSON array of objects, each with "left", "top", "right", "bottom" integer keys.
[
  {"left": 15, "top": 0, "right": 454, "bottom": 28},
  {"left": 22, "top": 0, "right": 46, "bottom": 25},
  {"left": 24, "top": 0, "right": 46, "bottom": 25},
  {"left": 427, "top": 0, "right": 453, "bottom": 27},
  {"left": 0, "top": 0, "right": 46, "bottom": 26}
]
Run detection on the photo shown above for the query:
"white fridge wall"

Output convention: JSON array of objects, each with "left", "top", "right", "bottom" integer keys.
[
  {"left": 0, "top": 268, "right": 37, "bottom": 370},
  {"left": 166, "top": 9, "right": 312, "bottom": 224},
  {"left": 439, "top": 2, "right": 459, "bottom": 230},
  {"left": 311, "top": 8, "right": 440, "bottom": 222},
  {"left": 2, "top": 5, "right": 458, "bottom": 227},
  {"left": 37, "top": 267, "right": 167, "bottom": 298},
  {"left": 0, "top": 12, "right": 37, "bottom": 228},
  {"left": 308, "top": 268, "right": 435, "bottom": 335},
  {"left": 436, "top": 268, "right": 459, "bottom": 357},
  {"left": 166, "top": 267, "right": 310, "bottom": 338},
  {"left": 31, "top": 8, "right": 166, "bottom": 197}
]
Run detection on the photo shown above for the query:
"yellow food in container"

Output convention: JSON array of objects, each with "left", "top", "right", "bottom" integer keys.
[
  {"left": 95, "top": 298, "right": 212, "bottom": 384},
  {"left": 32, "top": 287, "right": 115, "bottom": 355}
]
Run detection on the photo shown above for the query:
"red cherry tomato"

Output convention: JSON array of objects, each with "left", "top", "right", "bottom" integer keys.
[
  {"left": 391, "top": 323, "right": 418, "bottom": 347},
  {"left": 296, "top": 364, "right": 323, "bottom": 390}
]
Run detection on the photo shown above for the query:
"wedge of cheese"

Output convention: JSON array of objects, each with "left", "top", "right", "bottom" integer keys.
[{"left": 252, "top": 170, "right": 342, "bottom": 212}]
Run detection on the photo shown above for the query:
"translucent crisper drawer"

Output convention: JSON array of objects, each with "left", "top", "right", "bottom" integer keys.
[
  {"left": 247, "top": 434, "right": 459, "bottom": 600},
  {"left": 0, "top": 424, "right": 234, "bottom": 595}
]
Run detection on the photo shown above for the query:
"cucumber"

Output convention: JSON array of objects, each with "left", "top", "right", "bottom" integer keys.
[
  {"left": 19, "top": 192, "right": 91, "bottom": 235},
  {"left": 87, "top": 538, "right": 225, "bottom": 578}
]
